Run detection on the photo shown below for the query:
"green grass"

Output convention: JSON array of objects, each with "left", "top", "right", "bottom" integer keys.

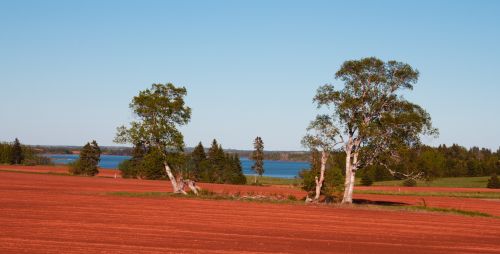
[
  {"left": 245, "top": 175, "right": 301, "bottom": 186},
  {"left": 399, "top": 206, "right": 494, "bottom": 218},
  {"left": 0, "top": 168, "right": 70, "bottom": 176},
  {"left": 373, "top": 176, "right": 490, "bottom": 188},
  {"left": 355, "top": 190, "right": 500, "bottom": 199},
  {"left": 107, "top": 191, "right": 304, "bottom": 204}
]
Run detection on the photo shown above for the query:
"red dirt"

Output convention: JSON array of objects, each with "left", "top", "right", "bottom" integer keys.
[
  {"left": 1, "top": 170, "right": 500, "bottom": 253},
  {"left": 0, "top": 165, "right": 120, "bottom": 178},
  {"left": 1, "top": 165, "right": 499, "bottom": 216}
]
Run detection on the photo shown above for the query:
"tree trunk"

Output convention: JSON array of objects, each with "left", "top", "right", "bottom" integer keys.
[
  {"left": 314, "top": 151, "right": 328, "bottom": 201},
  {"left": 342, "top": 147, "right": 352, "bottom": 204},
  {"left": 342, "top": 151, "right": 357, "bottom": 204},
  {"left": 186, "top": 179, "right": 201, "bottom": 195},
  {"left": 164, "top": 162, "right": 183, "bottom": 194}
]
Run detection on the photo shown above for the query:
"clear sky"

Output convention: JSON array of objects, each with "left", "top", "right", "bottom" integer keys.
[{"left": 1, "top": 0, "right": 499, "bottom": 151}]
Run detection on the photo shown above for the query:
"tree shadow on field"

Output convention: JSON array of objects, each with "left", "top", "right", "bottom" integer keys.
[{"left": 353, "top": 199, "right": 408, "bottom": 206}]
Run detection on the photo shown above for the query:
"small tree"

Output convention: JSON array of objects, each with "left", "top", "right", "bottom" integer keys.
[
  {"left": 11, "top": 138, "right": 23, "bottom": 164},
  {"left": 251, "top": 136, "right": 265, "bottom": 183},
  {"left": 302, "top": 115, "right": 343, "bottom": 201},
  {"left": 114, "top": 83, "right": 198, "bottom": 194},
  {"left": 300, "top": 150, "right": 344, "bottom": 201},
  {"left": 70, "top": 140, "right": 101, "bottom": 176},
  {"left": 487, "top": 174, "right": 500, "bottom": 189}
]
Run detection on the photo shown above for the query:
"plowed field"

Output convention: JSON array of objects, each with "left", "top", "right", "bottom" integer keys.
[{"left": 1, "top": 168, "right": 499, "bottom": 253}]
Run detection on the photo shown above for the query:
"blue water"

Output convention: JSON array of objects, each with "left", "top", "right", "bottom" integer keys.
[{"left": 47, "top": 154, "right": 309, "bottom": 178}]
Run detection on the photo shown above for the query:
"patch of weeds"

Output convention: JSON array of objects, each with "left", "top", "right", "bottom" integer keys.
[
  {"left": 405, "top": 206, "right": 495, "bottom": 218},
  {"left": 0, "top": 169, "right": 70, "bottom": 176}
]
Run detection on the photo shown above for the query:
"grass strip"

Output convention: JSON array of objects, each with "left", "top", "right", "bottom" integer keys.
[{"left": 355, "top": 190, "right": 500, "bottom": 199}]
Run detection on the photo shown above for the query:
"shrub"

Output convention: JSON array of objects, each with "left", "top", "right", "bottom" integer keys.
[
  {"left": 118, "top": 159, "right": 139, "bottom": 179},
  {"left": 402, "top": 178, "right": 417, "bottom": 187},
  {"left": 487, "top": 174, "right": 500, "bottom": 189},
  {"left": 301, "top": 167, "right": 344, "bottom": 201},
  {"left": 360, "top": 173, "right": 373, "bottom": 186}
]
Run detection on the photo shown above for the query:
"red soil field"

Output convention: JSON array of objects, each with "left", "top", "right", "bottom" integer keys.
[
  {"left": 1, "top": 170, "right": 500, "bottom": 253},
  {"left": 1, "top": 165, "right": 499, "bottom": 216}
]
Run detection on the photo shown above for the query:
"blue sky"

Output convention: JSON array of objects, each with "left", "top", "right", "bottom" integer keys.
[{"left": 1, "top": 1, "right": 499, "bottom": 150}]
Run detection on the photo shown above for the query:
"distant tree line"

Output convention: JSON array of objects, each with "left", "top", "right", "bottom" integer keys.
[
  {"left": 0, "top": 138, "right": 52, "bottom": 166},
  {"left": 362, "top": 144, "right": 500, "bottom": 182},
  {"left": 32, "top": 145, "right": 131, "bottom": 156},
  {"left": 119, "top": 139, "right": 246, "bottom": 185}
]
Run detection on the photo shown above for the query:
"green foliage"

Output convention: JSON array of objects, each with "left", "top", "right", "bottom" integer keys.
[
  {"left": 69, "top": 140, "right": 101, "bottom": 176},
  {"left": 0, "top": 142, "right": 13, "bottom": 164},
  {"left": 251, "top": 136, "right": 265, "bottom": 180},
  {"left": 114, "top": 83, "right": 192, "bottom": 181},
  {"left": 185, "top": 142, "right": 207, "bottom": 180},
  {"left": 487, "top": 174, "right": 500, "bottom": 189},
  {"left": 119, "top": 140, "right": 246, "bottom": 184},
  {"left": 0, "top": 139, "right": 52, "bottom": 166},
  {"left": 300, "top": 150, "right": 344, "bottom": 201},
  {"left": 360, "top": 172, "right": 373, "bottom": 186},
  {"left": 374, "top": 176, "right": 490, "bottom": 188},
  {"left": 402, "top": 178, "right": 417, "bottom": 187},
  {"left": 11, "top": 138, "right": 23, "bottom": 164},
  {"left": 200, "top": 140, "right": 246, "bottom": 184}
]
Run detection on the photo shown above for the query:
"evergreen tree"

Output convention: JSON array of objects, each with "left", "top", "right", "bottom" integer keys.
[
  {"left": 231, "top": 154, "right": 247, "bottom": 184},
  {"left": 251, "top": 136, "right": 264, "bottom": 183},
  {"left": 119, "top": 142, "right": 146, "bottom": 178},
  {"left": 188, "top": 142, "right": 206, "bottom": 180},
  {"left": 70, "top": 140, "right": 101, "bottom": 176},
  {"left": 11, "top": 138, "right": 23, "bottom": 164}
]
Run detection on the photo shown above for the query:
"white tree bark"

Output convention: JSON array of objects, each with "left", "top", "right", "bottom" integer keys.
[
  {"left": 342, "top": 154, "right": 352, "bottom": 203},
  {"left": 186, "top": 180, "right": 201, "bottom": 195},
  {"left": 313, "top": 151, "right": 328, "bottom": 201},
  {"left": 164, "top": 162, "right": 182, "bottom": 193}
]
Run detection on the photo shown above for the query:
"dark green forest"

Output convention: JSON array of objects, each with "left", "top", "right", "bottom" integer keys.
[{"left": 118, "top": 139, "right": 246, "bottom": 185}]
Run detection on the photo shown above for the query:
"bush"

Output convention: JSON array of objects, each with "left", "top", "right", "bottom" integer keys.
[
  {"left": 487, "top": 174, "right": 500, "bottom": 189},
  {"left": 360, "top": 173, "right": 373, "bottom": 186},
  {"left": 402, "top": 178, "right": 417, "bottom": 187},
  {"left": 301, "top": 167, "right": 344, "bottom": 201},
  {"left": 118, "top": 159, "right": 139, "bottom": 179}
]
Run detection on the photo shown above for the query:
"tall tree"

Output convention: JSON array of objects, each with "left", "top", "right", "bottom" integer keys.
[
  {"left": 310, "top": 57, "right": 437, "bottom": 203},
  {"left": 11, "top": 138, "right": 23, "bottom": 164},
  {"left": 114, "top": 83, "right": 195, "bottom": 194},
  {"left": 251, "top": 136, "right": 265, "bottom": 183},
  {"left": 188, "top": 142, "right": 206, "bottom": 180}
]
